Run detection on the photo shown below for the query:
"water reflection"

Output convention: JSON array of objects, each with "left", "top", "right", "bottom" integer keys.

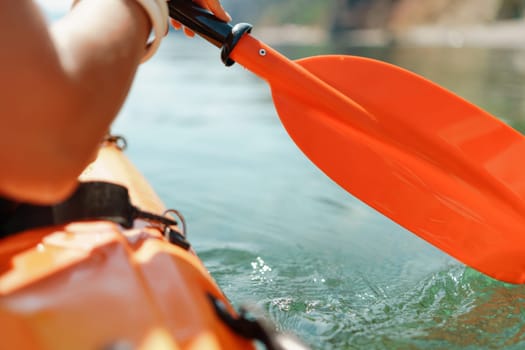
[
  {"left": 418, "top": 269, "right": 525, "bottom": 349},
  {"left": 116, "top": 35, "right": 525, "bottom": 349},
  {"left": 38, "top": 5, "right": 525, "bottom": 349}
]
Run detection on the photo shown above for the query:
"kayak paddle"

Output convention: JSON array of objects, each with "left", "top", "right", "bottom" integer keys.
[{"left": 168, "top": 0, "right": 525, "bottom": 284}]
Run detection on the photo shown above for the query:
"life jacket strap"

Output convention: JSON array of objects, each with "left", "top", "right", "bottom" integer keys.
[{"left": 0, "top": 181, "right": 177, "bottom": 238}]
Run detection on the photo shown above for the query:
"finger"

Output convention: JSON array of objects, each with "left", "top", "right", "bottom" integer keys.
[
  {"left": 170, "top": 19, "right": 182, "bottom": 30},
  {"left": 183, "top": 27, "right": 195, "bottom": 37},
  {"left": 204, "top": 0, "right": 232, "bottom": 22},
  {"left": 170, "top": 19, "right": 195, "bottom": 38}
]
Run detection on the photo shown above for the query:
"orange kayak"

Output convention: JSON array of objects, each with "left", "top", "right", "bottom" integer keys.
[{"left": 0, "top": 143, "right": 256, "bottom": 350}]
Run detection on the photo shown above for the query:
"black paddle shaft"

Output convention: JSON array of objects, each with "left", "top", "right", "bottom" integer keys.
[{"left": 168, "top": 0, "right": 252, "bottom": 66}]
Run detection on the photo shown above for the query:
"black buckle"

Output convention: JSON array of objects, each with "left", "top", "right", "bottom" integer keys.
[{"left": 208, "top": 294, "right": 310, "bottom": 350}]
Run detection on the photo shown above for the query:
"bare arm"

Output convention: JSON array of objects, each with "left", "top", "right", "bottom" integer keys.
[{"left": 0, "top": 0, "right": 150, "bottom": 204}]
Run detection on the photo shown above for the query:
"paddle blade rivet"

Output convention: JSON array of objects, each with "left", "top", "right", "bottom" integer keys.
[{"left": 259, "top": 49, "right": 267, "bottom": 56}]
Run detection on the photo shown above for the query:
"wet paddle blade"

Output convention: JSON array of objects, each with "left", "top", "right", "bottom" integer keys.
[
  {"left": 167, "top": 0, "right": 525, "bottom": 283},
  {"left": 269, "top": 54, "right": 525, "bottom": 284}
]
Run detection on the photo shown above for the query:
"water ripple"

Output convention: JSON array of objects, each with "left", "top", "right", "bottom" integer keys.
[
  {"left": 209, "top": 256, "right": 525, "bottom": 350},
  {"left": 114, "top": 41, "right": 525, "bottom": 349}
]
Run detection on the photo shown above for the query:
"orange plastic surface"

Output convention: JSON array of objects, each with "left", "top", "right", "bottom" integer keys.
[
  {"left": 231, "top": 34, "right": 525, "bottom": 284},
  {"left": 0, "top": 145, "right": 254, "bottom": 350}
]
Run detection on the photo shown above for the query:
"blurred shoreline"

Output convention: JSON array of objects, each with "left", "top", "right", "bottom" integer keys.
[
  {"left": 255, "top": 19, "right": 525, "bottom": 49},
  {"left": 39, "top": 2, "right": 525, "bottom": 50},
  {"left": 393, "top": 19, "right": 525, "bottom": 48}
]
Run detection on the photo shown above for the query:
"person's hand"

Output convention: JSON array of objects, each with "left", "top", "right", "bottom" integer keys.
[{"left": 170, "top": 0, "right": 231, "bottom": 37}]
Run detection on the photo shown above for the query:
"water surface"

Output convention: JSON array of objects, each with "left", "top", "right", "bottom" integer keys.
[{"left": 114, "top": 35, "right": 525, "bottom": 349}]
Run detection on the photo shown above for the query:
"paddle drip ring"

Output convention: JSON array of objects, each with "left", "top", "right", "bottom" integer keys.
[{"left": 221, "top": 23, "right": 253, "bottom": 66}]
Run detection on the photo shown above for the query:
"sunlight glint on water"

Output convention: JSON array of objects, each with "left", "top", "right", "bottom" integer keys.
[
  {"left": 38, "top": 5, "right": 525, "bottom": 349},
  {"left": 116, "top": 36, "right": 525, "bottom": 349}
]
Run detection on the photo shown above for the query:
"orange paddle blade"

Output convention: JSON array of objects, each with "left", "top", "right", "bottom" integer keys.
[{"left": 231, "top": 35, "right": 525, "bottom": 284}]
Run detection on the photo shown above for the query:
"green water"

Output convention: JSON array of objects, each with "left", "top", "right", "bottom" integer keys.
[{"left": 113, "top": 35, "right": 525, "bottom": 349}]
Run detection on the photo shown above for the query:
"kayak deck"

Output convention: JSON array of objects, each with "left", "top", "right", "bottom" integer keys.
[{"left": 0, "top": 144, "right": 254, "bottom": 350}]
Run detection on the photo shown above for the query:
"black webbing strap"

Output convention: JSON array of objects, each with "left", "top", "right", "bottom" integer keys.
[
  {"left": 0, "top": 181, "right": 177, "bottom": 238},
  {"left": 208, "top": 295, "right": 310, "bottom": 350}
]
